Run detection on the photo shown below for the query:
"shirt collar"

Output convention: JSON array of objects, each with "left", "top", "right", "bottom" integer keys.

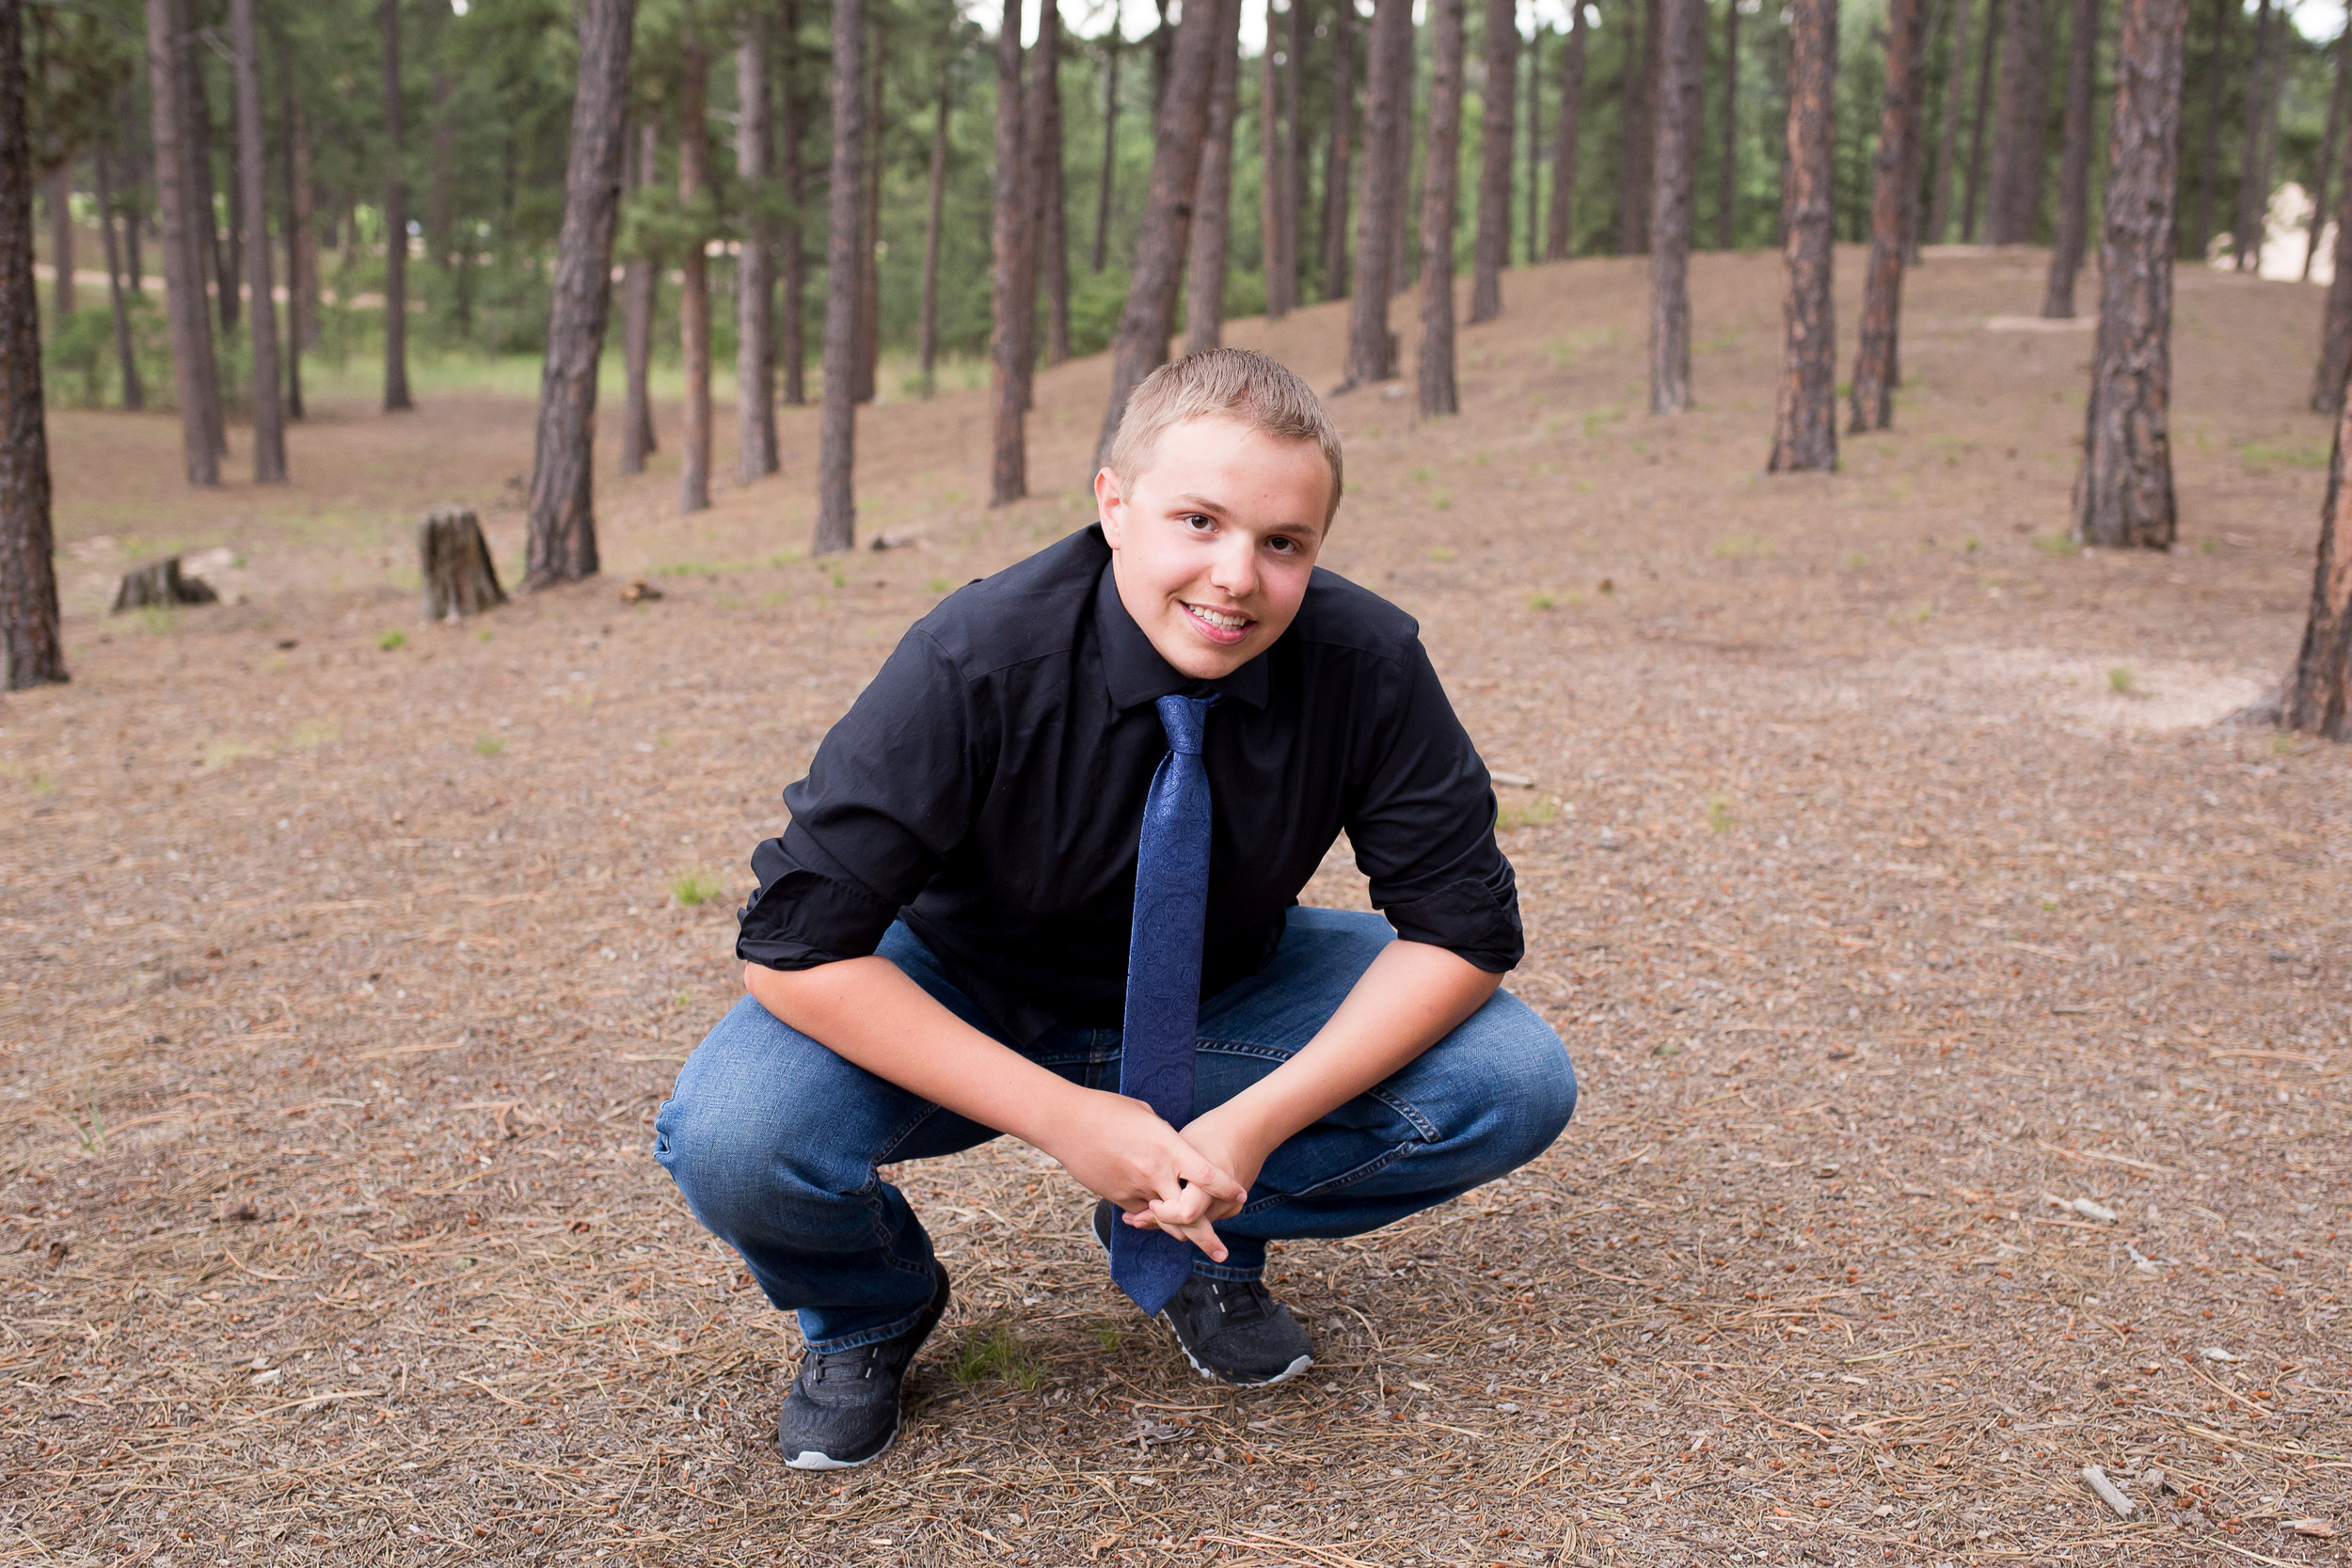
[{"left": 1089, "top": 529, "right": 1271, "bottom": 713}]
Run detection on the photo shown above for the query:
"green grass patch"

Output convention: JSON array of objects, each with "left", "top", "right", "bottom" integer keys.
[
  {"left": 2107, "top": 666, "right": 2135, "bottom": 694},
  {"left": 1427, "top": 546, "right": 1456, "bottom": 562},
  {"left": 377, "top": 628, "right": 407, "bottom": 651},
  {"left": 1497, "top": 793, "right": 1558, "bottom": 832},
  {"left": 1707, "top": 797, "right": 1736, "bottom": 833},
  {"left": 473, "top": 734, "right": 506, "bottom": 757},
  {"left": 951, "top": 1323, "right": 1043, "bottom": 1390},
  {"left": 2031, "top": 533, "right": 2080, "bottom": 557},
  {"left": 671, "top": 869, "right": 723, "bottom": 908},
  {"left": 1712, "top": 533, "right": 1775, "bottom": 560},
  {"left": 2238, "top": 437, "right": 2328, "bottom": 472}
]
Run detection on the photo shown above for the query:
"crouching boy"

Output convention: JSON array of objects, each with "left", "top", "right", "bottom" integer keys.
[{"left": 655, "top": 349, "right": 1577, "bottom": 1469}]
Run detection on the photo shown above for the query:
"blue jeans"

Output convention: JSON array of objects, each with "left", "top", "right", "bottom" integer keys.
[{"left": 654, "top": 908, "right": 1578, "bottom": 1353}]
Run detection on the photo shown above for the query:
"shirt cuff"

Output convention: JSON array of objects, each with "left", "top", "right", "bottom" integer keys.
[
  {"left": 735, "top": 864, "right": 902, "bottom": 971},
  {"left": 1381, "top": 870, "right": 1524, "bottom": 973}
]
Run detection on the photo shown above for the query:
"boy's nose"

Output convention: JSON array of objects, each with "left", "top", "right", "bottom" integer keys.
[{"left": 1206, "top": 539, "right": 1258, "bottom": 598}]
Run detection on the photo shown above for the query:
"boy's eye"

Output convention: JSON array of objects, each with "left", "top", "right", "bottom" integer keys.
[
  {"left": 1182, "top": 513, "right": 1214, "bottom": 531},
  {"left": 1266, "top": 535, "right": 1298, "bottom": 555}
]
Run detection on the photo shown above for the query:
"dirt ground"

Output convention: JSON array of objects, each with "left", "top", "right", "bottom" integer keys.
[{"left": 3, "top": 245, "right": 2347, "bottom": 1567}]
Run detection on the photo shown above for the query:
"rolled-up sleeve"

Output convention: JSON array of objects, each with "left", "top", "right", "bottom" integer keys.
[
  {"left": 737, "top": 629, "right": 982, "bottom": 970},
  {"left": 1345, "top": 639, "right": 1524, "bottom": 974}
]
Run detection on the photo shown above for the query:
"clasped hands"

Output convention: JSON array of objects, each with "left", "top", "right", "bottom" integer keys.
[{"left": 1035, "top": 1086, "right": 1272, "bottom": 1264}]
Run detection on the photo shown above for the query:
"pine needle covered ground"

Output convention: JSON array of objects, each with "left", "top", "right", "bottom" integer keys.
[{"left": 3, "top": 247, "right": 2346, "bottom": 1565}]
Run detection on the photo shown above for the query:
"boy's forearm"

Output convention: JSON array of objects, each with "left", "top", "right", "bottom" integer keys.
[
  {"left": 1196, "top": 941, "right": 1501, "bottom": 1169},
  {"left": 741, "top": 958, "right": 1075, "bottom": 1147}
]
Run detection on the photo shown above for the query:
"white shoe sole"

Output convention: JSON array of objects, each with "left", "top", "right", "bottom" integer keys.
[{"left": 782, "top": 1422, "right": 898, "bottom": 1470}]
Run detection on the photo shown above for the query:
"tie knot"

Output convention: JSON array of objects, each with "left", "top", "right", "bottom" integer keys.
[{"left": 1154, "top": 692, "right": 1216, "bottom": 755}]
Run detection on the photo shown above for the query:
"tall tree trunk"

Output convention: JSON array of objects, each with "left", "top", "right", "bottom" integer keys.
[
  {"left": 144, "top": 0, "right": 220, "bottom": 485},
  {"left": 736, "top": 19, "right": 777, "bottom": 481},
  {"left": 1037, "top": 1, "right": 1073, "bottom": 367},
  {"left": 620, "top": 119, "right": 659, "bottom": 474},
  {"left": 44, "top": 168, "right": 68, "bottom": 319},
  {"left": 855, "top": 29, "right": 883, "bottom": 406},
  {"left": 1262, "top": 0, "right": 1295, "bottom": 318},
  {"left": 1768, "top": 0, "right": 1837, "bottom": 471},
  {"left": 1089, "top": 0, "right": 1223, "bottom": 469},
  {"left": 1184, "top": 0, "right": 1244, "bottom": 355},
  {"left": 2285, "top": 391, "right": 2352, "bottom": 736},
  {"left": 276, "top": 30, "right": 303, "bottom": 419},
  {"left": 1523, "top": 25, "right": 1542, "bottom": 262},
  {"left": 1649, "top": 0, "right": 1702, "bottom": 412},
  {"left": 1469, "top": 0, "right": 1518, "bottom": 323},
  {"left": 288, "top": 82, "right": 315, "bottom": 351},
  {"left": 2238, "top": 0, "right": 2285, "bottom": 273},
  {"left": 917, "top": 56, "right": 950, "bottom": 395},
  {"left": 427, "top": 56, "right": 454, "bottom": 274},
  {"left": 521, "top": 0, "right": 636, "bottom": 590},
  {"left": 96, "top": 150, "right": 144, "bottom": 410},
  {"left": 1986, "top": 0, "right": 2050, "bottom": 244},
  {"left": 0, "top": 0, "right": 61, "bottom": 689},
  {"left": 182, "top": 8, "right": 230, "bottom": 342},
  {"left": 1093, "top": 24, "right": 1120, "bottom": 275},
  {"left": 988, "top": 0, "right": 1029, "bottom": 504},
  {"left": 780, "top": 0, "right": 806, "bottom": 405},
  {"left": 380, "top": 0, "right": 411, "bottom": 410},
  {"left": 1927, "top": 0, "right": 1970, "bottom": 242},
  {"left": 1382, "top": 0, "right": 1412, "bottom": 294},
  {"left": 1418, "top": 0, "right": 1466, "bottom": 416},
  {"left": 1961, "top": 0, "right": 1999, "bottom": 238},
  {"left": 1900, "top": 0, "right": 1939, "bottom": 265},
  {"left": 2230, "top": 0, "right": 2275, "bottom": 269},
  {"left": 676, "top": 19, "right": 711, "bottom": 514},
  {"left": 119, "top": 91, "right": 144, "bottom": 297},
  {"left": 230, "top": 0, "right": 284, "bottom": 483},
  {"left": 1340, "top": 0, "right": 1412, "bottom": 388},
  {"left": 1715, "top": 0, "right": 1739, "bottom": 247},
  {"left": 2313, "top": 167, "right": 2352, "bottom": 413},
  {"left": 2303, "top": 20, "right": 2349, "bottom": 282},
  {"left": 1850, "top": 0, "right": 1927, "bottom": 430},
  {"left": 1617, "top": 0, "right": 1661, "bottom": 254},
  {"left": 2073, "top": 0, "right": 2183, "bottom": 548},
  {"left": 1546, "top": 0, "right": 1588, "bottom": 259},
  {"left": 1285, "top": 0, "right": 1305, "bottom": 291},
  {"left": 1151, "top": 0, "right": 1174, "bottom": 117},
  {"left": 1321, "top": 0, "right": 1357, "bottom": 298},
  {"left": 2190, "top": 0, "right": 2225, "bottom": 258},
  {"left": 815, "top": 0, "right": 865, "bottom": 551},
  {"left": 2042, "top": 0, "right": 2100, "bottom": 315}
]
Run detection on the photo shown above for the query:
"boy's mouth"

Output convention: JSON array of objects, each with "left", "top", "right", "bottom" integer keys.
[{"left": 1182, "top": 601, "right": 1253, "bottom": 646}]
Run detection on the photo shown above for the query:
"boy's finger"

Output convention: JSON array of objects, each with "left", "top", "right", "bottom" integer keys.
[{"left": 1171, "top": 1149, "right": 1248, "bottom": 1205}]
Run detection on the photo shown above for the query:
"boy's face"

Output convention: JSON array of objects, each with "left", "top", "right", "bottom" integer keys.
[{"left": 1095, "top": 415, "right": 1334, "bottom": 682}]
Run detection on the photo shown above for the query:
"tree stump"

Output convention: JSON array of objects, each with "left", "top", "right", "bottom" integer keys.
[
  {"left": 419, "top": 506, "right": 507, "bottom": 622},
  {"left": 111, "top": 556, "right": 220, "bottom": 613}
]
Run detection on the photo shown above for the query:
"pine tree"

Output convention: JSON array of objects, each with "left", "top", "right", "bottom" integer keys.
[
  {"left": 381, "top": 0, "right": 412, "bottom": 411},
  {"left": 1418, "top": 0, "right": 1466, "bottom": 416},
  {"left": 1469, "top": 0, "right": 1517, "bottom": 324},
  {"left": 816, "top": 0, "right": 866, "bottom": 552},
  {"left": 1850, "top": 0, "right": 1928, "bottom": 430},
  {"left": 230, "top": 0, "right": 284, "bottom": 482},
  {"left": 736, "top": 16, "right": 778, "bottom": 483},
  {"left": 2042, "top": 0, "right": 2101, "bottom": 315},
  {"left": 1546, "top": 0, "right": 1589, "bottom": 260},
  {"left": 0, "top": 0, "right": 62, "bottom": 689},
  {"left": 1341, "top": 0, "right": 1413, "bottom": 388},
  {"left": 1649, "top": 0, "right": 1702, "bottom": 413},
  {"left": 675, "top": 14, "right": 712, "bottom": 515},
  {"left": 1184, "top": 0, "right": 1245, "bottom": 355},
  {"left": 988, "top": 0, "right": 1029, "bottom": 504},
  {"left": 143, "top": 0, "right": 220, "bottom": 485},
  {"left": 1768, "top": 0, "right": 1837, "bottom": 472}
]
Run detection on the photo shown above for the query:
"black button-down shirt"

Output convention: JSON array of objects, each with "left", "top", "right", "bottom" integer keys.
[{"left": 738, "top": 524, "right": 1521, "bottom": 1043}]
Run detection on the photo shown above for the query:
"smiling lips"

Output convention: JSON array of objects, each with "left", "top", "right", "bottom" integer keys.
[{"left": 1183, "top": 601, "right": 1254, "bottom": 646}]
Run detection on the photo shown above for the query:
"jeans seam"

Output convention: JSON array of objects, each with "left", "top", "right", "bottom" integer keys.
[
  {"left": 1240, "top": 1140, "right": 1413, "bottom": 1212},
  {"left": 1196, "top": 1037, "right": 1439, "bottom": 1140}
]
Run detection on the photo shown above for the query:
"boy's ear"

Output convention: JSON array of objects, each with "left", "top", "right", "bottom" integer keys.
[{"left": 1094, "top": 467, "right": 1125, "bottom": 546}]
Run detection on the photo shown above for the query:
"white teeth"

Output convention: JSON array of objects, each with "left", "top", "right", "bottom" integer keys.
[{"left": 1188, "top": 604, "right": 1247, "bottom": 630}]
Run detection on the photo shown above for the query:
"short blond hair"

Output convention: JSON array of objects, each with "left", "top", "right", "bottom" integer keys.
[{"left": 1109, "top": 349, "right": 1345, "bottom": 523}]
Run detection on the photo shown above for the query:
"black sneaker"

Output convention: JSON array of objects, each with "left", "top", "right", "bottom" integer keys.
[
  {"left": 1089, "top": 1199, "right": 1314, "bottom": 1388},
  {"left": 776, "top": 1260, "right": 950, "bottom": 1470}
]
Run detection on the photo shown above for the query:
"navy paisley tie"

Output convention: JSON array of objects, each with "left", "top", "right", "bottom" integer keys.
[{"left": 1109, "top": 692, "right": 1218, "bottom": 1316}]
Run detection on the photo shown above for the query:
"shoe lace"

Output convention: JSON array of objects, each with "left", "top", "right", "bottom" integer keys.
[
  {"left": 803, "top": 1343, "right": 882, "bottom": 1389},
  {"left": 1209, "top": 1279, "right": 1276, "bottom": 1326}
]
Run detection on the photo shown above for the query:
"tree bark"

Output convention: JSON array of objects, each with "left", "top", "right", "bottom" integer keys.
[
  {"left": 2286, "top": 392, "right": 2352, "bottom": 737},
  {"left": 917, "top": 55, "right": 950, "bottom": 396},
  {"left": 230, "top": 0, "right": 285, "bottom": 483},
  {"left": 1927, "top": 0, "right": 1969, "bottom": 242},
  {"left": 620, "top": 119, "right": 658, "bottom": 474},
  {"left": 288, "top": 81, "right": 316, "bottom": 351},
  {"left": 2189, "top": 0, "right": 2224, "bottom": 258},
  {"left": 1262, "top": 0, "right": 1295, "bottom": 318},
  {"left": 2073, "top": 0, "right": 2183, "bottom": 549},
  {"left": 1546, "top": 0, "right": 1588, "bottom": 259},
  {"left": 0, "top": 0, "right": 61, "bottom": 689},
  {"left": 676, "top": 18, "right": 711, "bottom": 515},
  {"left": 815, "top": 0, "right": 864, "bottom": 552},
  {"left": 855, "top": 28, "right": 883, "bottom": 405},
  {"left": 1524, "top": 27, "right": 1542, "bottom": 263},
  {"left": 1285, "top": 0, "right": 1306, "bottom": 292},
  {"left": 1093, "top": 24, "right": 1120, "bottom": 274},
  {"left": 1469, "top": 0, "right": 1518, "bottom": 323},
  {"left": 1418, "top": 0, "right": 1466, "bottom": 417},
  {"left": 1340, "top": 0, "right": 1412, "bottom": 388},
  {"left": 1961, "top": 0, "right": 1999, "bottom": 238},
  {"left": 2303, "top": 21, "right": 2349, "bottom": 282},
  {"left": 1036, "top": 1, "right": 1072, "bottom": 367},
  {"left": 381, "top": 0, "right": 411, "bottom": 410},
  {"left": 2312, "top": 170, "right": 2352, "bottom": 413},
  {"left": 780, "top": 0, "right": 806, "bottom": 406},
  {"left": 1184, "top": 0, "right": 1244, "bottom": 355},
  {"left": 988, "top": 0, "right": 1030, "bottom": 504},
  {"left": 1617, "top": 0, "right": 1661, "bottom": 254},
  {"left": 1649, "top": 0, "right": 1701, "bottom": 412},
  {"left": 1768, "top": 0, "right": 1837, "bottom": 472},
  {"left": 1850, "top": 0, "right": 1927, "bottom": 431},
  {"left": 1321, "top": 0, "right": 1357, "bottom": 298},
  {"left": 1381, "top": 0, "right": 1411, "bottom": 295},
  {"left": 419, "top": 505, "right": 506, "bottom": 622},
  {"left": 1715, "top": 0, "right": 1739, "bottom": 248},
  {"left": 2042, "top": 0, "right": 2099, "bottom": 315},
  {"left": 1985, "top": 0, "right": 2050, "bottom": 244},
  {"left": 181, "top": 4, "right": 230, "bottom": 344},
  {"left": 145, "top": 0, "right": 220, "bottom": 485},
  {"left": 736, "top": 18, "right": 777, "bottom": 482},
  {"left": 96, "top": 150, "right": 143, "bottom": 410},
  {"left": 521, "top": 0, "right": 636, "bottom": 590},
  {"left": 2230, "top": 0, "right": 2267, "bottom": 271},
  {"left": 276, "top": 30, "right": 304, "bottom": 419},
  {"left": 1089, "top": 0, "right": 1223, "bottom": 469}
]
